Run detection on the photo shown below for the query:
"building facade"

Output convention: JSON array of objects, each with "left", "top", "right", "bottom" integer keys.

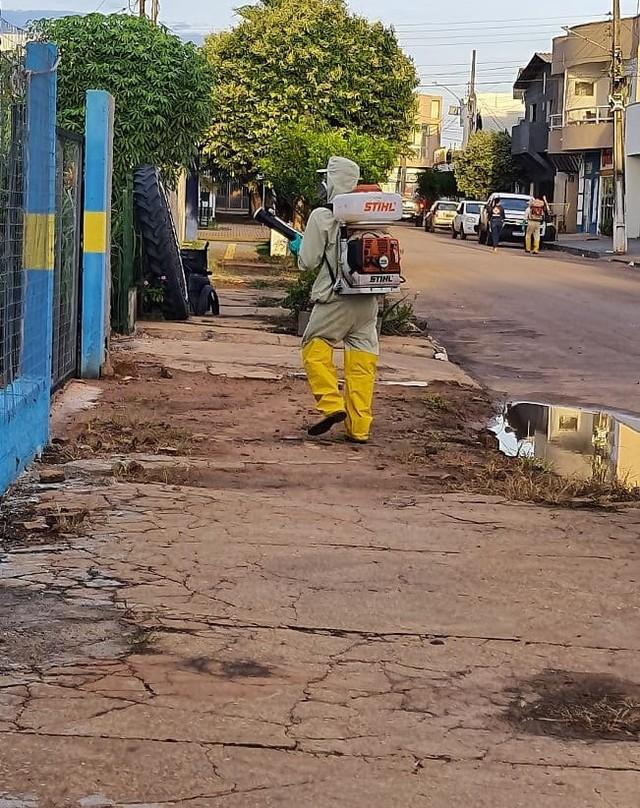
[
  {"left": 385, "top": 94, "right": 442, "bottom": 196},
  {"left": 547, "top": 17, "right": 639, "bottom": 234},
  {"left": 512, "top": 53, "right": 556, "bottom": 200}
]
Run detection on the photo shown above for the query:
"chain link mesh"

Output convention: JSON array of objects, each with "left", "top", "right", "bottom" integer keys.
[{"left": 0, "top": 21, "right": 27, "bottom": 393}]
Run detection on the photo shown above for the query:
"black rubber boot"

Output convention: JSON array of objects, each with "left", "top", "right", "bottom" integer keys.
[{"left": 307, "top": 411, "right": 347, "bottom": 437}]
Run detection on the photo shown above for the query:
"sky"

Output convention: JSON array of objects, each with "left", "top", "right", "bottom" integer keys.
[{"left": 4, "top": 0, "right": 640, "bottom": 145}]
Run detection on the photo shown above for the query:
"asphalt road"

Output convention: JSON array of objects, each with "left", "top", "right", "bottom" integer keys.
[{"left": 396, "top": 223, "right": 640, "bottom": 415}]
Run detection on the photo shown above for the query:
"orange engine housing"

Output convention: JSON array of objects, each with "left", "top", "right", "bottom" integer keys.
[{"left": 347, "top": 235, "right": 401, "bottom": 275}]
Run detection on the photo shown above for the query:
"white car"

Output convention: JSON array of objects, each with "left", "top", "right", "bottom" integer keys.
[
  {"left": 479, "top": 192, "right": 549, "bottom": 244},
  {"left": 451, "top": 200, "right": 483, "bottom": 240}
]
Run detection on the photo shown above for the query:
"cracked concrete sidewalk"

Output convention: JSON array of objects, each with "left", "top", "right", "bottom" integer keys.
[{"left": 1, "top": 292, "right": 639, "bottom": 807}]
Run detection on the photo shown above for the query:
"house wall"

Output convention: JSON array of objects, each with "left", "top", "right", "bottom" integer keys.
[
  {"left": 617, "top": 423, "right": 640, "bottom": 486},
  {"left": 625, "top": 101, "right": 640, "bottom": 237},
  {"left": 564, "top": 64, "right": 610, "bottom": 115},
  {"left": 553, "top": 171, "right": 579, "bottom": 233},
  {"left": 388, "top": 94, "right": 442, "bottom": 193}
]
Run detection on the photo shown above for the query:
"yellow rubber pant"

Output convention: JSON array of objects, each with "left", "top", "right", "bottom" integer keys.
[
  {"left": 301, "top": 296, "right": 379, "bottom": 441},
  {"left": 526, "top": 220, "right": 542, "bottom": 253}
]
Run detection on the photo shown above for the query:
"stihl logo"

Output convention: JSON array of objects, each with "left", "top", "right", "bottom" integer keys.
[
  {"left": 371, "top": 275, "right": 394, "bottom": 283},
  {"left": 363, "top": 201, "right": 397, "bottom": 213}
]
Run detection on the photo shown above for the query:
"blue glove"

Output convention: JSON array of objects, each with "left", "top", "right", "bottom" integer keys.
[{"left": 289, "top": 234, "right": 303, "bottom": 256}]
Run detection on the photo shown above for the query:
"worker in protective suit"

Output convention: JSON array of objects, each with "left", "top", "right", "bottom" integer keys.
[{"left": 290, "top": 156, "right": 379, "bottom": 444}]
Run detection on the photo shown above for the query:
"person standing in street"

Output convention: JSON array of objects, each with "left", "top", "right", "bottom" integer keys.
[
  {"left": 289, "top": 156, "right": 379, "bottom": 445},
  {"left": 488, "top": 196, "right": 505, "bottom": 253},
  {"left": 525, "top": 196, "right": 550, "bottom": 255}
]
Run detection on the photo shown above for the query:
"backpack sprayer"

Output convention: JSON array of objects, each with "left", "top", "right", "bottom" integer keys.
[{"left": 254, "top": 190, "right": 404, "bottom": 295}]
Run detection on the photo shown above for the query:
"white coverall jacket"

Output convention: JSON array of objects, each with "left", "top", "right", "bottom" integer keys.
[{"left": 298, "top": 156, "right": 379, "bottom": 442}]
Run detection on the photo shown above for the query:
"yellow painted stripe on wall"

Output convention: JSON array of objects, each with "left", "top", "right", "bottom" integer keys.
[
  {"left": 23, "top": 213, "right": 55, "bottom": 271},
  {"left": 83, "top": 211, "right": 108, "bottom": 254}
]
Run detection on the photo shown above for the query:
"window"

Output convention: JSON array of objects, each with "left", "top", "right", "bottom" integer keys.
[
  {"left": 430, "top": 99, "right": 441, "bottom": 120},
  {"left": 575, "top": 80, "right": 595, "bottom": 97},
  {"left": 529, "top": 104, "right": 538, "bottom": 122}
]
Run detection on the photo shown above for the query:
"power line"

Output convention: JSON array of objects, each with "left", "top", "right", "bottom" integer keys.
[
  {"left": 403, "top": 38, "right": 561, "bottom": 47},
  {"left": 393, "top": 13, "right": 609, "bottom": 28}
]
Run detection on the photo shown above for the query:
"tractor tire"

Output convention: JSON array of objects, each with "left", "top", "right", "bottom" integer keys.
[{"left": 134, "top": 165, "right": 189, "bottom": 321}]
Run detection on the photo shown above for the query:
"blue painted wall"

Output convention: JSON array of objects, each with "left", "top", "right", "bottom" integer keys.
[{"left": 0, "top": 43, "right": 58, "bottom": 493}]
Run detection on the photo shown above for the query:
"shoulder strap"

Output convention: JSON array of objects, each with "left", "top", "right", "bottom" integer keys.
[{"left": 322, "top": 249, "right": 336, "bottom": 285}]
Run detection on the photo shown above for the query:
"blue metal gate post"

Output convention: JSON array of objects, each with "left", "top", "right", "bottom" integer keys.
[
  {"left": 0, "top": 42, "right": 58, "bottom": 492},
  {"left": 80, "top": 90, "right": 115, "bottom": 378}
]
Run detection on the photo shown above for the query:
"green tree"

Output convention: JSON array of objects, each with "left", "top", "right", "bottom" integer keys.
[
  {"left": 203, "top": 0, "right": 418, "bottom": 175},
  {"left": 33, "top": 14, "right": 214, "bottom": 191},
  {"left": 417, "top": 167, "right": 458, "bottom": 203},
  {"left": 259, "top": 121, "right": 397, "bottom": 219},
  {"left": 454, "top": 131, "right": 518, "bottom": 200}
]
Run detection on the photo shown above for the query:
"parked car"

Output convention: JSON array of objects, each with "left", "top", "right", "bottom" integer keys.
[
  {"left": 424, "top": 199, "right": 459, "bottom": 232},
  {"left": 478, "top": 192, "right": 550, "bottom": 245},
  {"left": 451, "top": 200, "right": 483, "bottom": 240},
  {"left": 402, "top": 196, "right": 420, "bottom": 222}
]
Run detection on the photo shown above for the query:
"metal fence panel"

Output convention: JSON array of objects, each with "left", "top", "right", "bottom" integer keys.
[
  {"left": 0, "top": 33, "right": 26, "bottom": 391},
  {"left": 51, "top": 129, "right": 83, "bottom": 389}
]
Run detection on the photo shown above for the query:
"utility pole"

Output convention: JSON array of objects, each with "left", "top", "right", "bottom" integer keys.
[
  {"left": 462, "top": 50, "right": 477, "bottom": 148},
  {"left": 611, "top": 0, "right": 627, "bottom": 253}
]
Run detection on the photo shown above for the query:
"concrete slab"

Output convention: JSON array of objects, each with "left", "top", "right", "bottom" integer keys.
[{"left": 132, "top": 317, "right": 476, "bottom": 388}]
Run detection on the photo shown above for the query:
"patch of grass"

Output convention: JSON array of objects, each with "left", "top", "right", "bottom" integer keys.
[
  {"left": 282, "top": 268, "right": 318, "bottom": 316},
  {"left": 45, "top": 506, "right": 90, "bottom": 534},
  {"left": 78, "top": 414, "right": 193, "bottom": 457},
  {"left": 113, "top": 461, "right": 196, "bottom": 487},
  {"left": 508, "top": 671, "right": 640, "bottom": 741},
  {"left": 473, "top": 456, "right": 640, "bottom": 507},
  {"left": 424, "top": 393, "right": 451, "bottom": 413},
  {"left": 250, "top": 276, "right": 296, "bottom": 290},
  {"left": 254, "top": 295, "right": 285, "bottom": 308},
  {"left": 255, "top": 242, "right": 295, "bottom": 267},
  {"left": 380, "top": 295, "right": 419, "bottom": 336}
]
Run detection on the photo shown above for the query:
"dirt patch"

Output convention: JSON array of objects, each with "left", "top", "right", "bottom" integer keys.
[
  {"left": 507, "top": 670, "right": 640, "bottom": 741},
  {"left": 76, "top": 415, "right": 194, "bottom": 456},
  {"left": 50, "top": 352, "right": 640, "bottom": 507},
  {"left": 0, "top": 587, "right": 136, "bottom": 669}
]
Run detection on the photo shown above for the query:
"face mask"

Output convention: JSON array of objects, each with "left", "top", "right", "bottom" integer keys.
[{"left": 317, "top": 179, "right": 328, "bottom": 203}]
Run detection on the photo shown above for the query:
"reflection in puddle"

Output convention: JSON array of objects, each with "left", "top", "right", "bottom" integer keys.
[{"left": 491, "top": 402, "right": 640, "bottom": 483}]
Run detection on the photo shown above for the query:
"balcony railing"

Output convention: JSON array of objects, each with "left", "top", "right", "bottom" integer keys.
[{"left": 549, "top": 106, "right": 614, "bottom": 130}]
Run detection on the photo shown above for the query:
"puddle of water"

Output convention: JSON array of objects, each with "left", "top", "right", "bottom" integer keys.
[{"left": 491, "top": 402, "right": 640, "bottom": 483}]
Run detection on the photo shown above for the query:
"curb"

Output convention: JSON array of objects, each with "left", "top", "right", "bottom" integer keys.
[
  {"left": 546, "top": 243, "right": 602, "bottom": 260},
  {"left": 548, "top": 242, "right": 640, "bottom": 265}
]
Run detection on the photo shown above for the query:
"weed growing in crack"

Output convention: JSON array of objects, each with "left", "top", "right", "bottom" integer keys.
[{"left": 127, "top": 624, "right": 157, "bottom": 655}]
